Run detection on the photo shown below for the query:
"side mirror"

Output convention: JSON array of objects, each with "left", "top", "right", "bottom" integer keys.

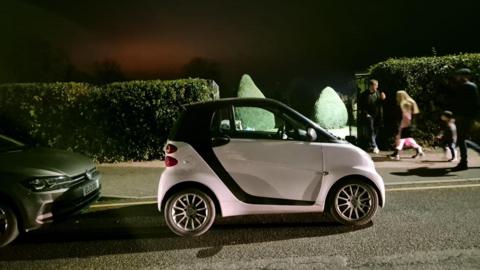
[
  {"left": 307, "top": 127, "right": 317, "bottom": 142},
  {"left": 211, "top": 135, "right": 230, "bottom": 147}
]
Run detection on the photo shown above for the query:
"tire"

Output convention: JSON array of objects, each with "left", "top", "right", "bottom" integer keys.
[
  {"left": 328, "top": 179, "right": 379, "bottom": 226},
  {"left": 164, "top": 189, "right": 216, "bottom": 236},
  {"left": 0, "top": 203, "right": 20, "bottom": 247}
]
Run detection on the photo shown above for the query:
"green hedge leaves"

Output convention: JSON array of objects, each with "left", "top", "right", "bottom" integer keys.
[{"left": 0, "top": 79, "right": 218, "bottom": 162}]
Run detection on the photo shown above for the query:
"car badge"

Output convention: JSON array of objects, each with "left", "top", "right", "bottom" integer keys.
[{"left": 86, "top": 170, "right": 93, "bottom": 180}]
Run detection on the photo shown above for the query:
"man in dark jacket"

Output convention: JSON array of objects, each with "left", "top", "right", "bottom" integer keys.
[
  {"left": 359, "top": 79, "right": 386, "bottom": 153},
  {"left": 449, "top": 68, "right": 480, "bottom": 171}
]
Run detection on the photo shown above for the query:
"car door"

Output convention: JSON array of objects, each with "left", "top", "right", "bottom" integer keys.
[{"left": 211, "top": 104, "right": 325, "bottom": 204}]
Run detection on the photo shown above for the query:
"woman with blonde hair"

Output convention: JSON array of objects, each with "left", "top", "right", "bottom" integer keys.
[{"left": 389, "top": 90, "right": 424, "bottom": 160}]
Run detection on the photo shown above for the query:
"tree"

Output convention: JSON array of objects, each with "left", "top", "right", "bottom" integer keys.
[
  {"left": 286, "top": 78, "right": 317, "bottom": 119},
  {"left": 0, "top": 37, "right": 75, "bottom": 83},
  {"left": 236, "top": 74, "right": 275, "bottom": 130},
  {"left": 182, "top": 57, "right": 221, "bottom": 81},
  {"left": 314, "top": 87, "right": 348, "bottom": 129},
  {"left": 92, "top": 59, "right": 125, "bottom": 84}
]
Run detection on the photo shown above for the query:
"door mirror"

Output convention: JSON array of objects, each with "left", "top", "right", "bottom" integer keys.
[
  {"left": 211, "top": 135, "right": 230, "bottom": 147},
  {"left": 307, "top": 127, "right": 317, "bottom": 142}
]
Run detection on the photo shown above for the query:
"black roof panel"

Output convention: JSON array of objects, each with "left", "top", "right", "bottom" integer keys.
[{"left": 184, "top": 98, "right": 288, "bottom": 110}]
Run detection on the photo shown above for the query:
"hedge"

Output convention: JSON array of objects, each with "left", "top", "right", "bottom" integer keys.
[
  {"left": 0, "top": 79, "right": 218, "bottom": 162},
  {"left": 314, "top": 87, "right": 348, "bottom": 129},
  {"left": 368, "top": 53, "right": 480, "bottom": 147}
]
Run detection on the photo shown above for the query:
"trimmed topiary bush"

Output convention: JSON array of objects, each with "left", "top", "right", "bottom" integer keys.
[
  {"left": 238, "top": 74, "right": 266, "bottom": 98},
  {"left": 0, "top": 79, "right": 218, "bottom": 162},
  {"left": 368, "top": 53, "right": 480, "bottom": 145},
  {"left": 236, "top": 74, "right": 275, "bottom": 130},
  {"left": 314, "top": 87, "right": 348, "bottom": 129}
]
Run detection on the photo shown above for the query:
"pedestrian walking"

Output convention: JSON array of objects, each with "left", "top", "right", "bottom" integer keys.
[
  {"left": 448, "top": 68, "right": 480, "bottom": 171},
  {"left": 389, "top": 90, "right": 424, "bottom": 160},
  {"left": 359, "top": 79, "right": 386, "bottom": 154},
  {"left": 435, "top": 111, "right": 457, "bottom": 161}
]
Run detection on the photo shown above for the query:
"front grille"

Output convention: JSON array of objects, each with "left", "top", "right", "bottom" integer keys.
[{"left": 50, "top": 168, "right": 98, "bottom": 189}]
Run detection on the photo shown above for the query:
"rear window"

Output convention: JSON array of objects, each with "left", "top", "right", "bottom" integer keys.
[
  {"left": 169, "top": 106, "right": 212, "bottom": 142},
  {"left": 168, "top": 110, "right": 186, "bottom": 140}
]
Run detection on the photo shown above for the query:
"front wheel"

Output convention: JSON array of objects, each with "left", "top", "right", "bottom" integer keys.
[
  {"left": 164, "top": 189, "right": 216, "bottom": 236},
  {"left": 329, "top": 180, "right": 379, "bottom": 226},
  {"left": 0, "top": 203, "right": 19, "bottom": 247}
]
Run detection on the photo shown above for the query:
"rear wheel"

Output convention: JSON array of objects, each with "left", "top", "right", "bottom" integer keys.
[
  {"left": 0, "top": 203, "right": 19, "bottom": 247},
  {"left": 329, "top": 180, "right": 379, "bottom": 226},
  {"left": 164, "top": 189, "right": 216, "bottom": 236}
]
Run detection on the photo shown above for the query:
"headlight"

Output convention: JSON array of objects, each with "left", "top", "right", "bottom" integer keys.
[{"left": 23, "top": 176, "right": 72, "bottom": 192}]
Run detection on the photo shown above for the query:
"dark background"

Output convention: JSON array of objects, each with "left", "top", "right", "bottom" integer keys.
[{"left": 1, "top": 0, "right": 479, "bottom": 97}]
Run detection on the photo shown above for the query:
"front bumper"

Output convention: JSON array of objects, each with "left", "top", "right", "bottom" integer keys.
[{"left": 20, "top": 177, "right": 101, "bottom": 232}]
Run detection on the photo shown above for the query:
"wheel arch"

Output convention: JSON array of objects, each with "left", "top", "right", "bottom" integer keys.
[
  {"left": 161, "top": 181, "right": 222, "bottom": 216},
  {"left": 0, "top": 191, "right": 24, "bottom": 231},
  {"left": 326, "top": 174, "right": 383, "bottom": 207}
]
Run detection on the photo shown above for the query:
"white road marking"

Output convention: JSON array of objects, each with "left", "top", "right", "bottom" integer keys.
[
  {"left": 100, "top": 195, "right": 157, "bottom": 200},
  {"left": 90, "top": 200, "right": 157, "bottom": 209},
  {"left": 386, "top": 177, "right": 480, "bottom": 186},
  {"left": 386, "top": 183, "right": 480, "bottom": 192}
]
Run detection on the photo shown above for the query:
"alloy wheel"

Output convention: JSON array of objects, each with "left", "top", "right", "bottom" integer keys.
[
  {"left": 335, "top": 184, "right": 373, "bottom": 221},
  {"left": 171, "top": 193, "right": 209, "bottom": 231},
  {"left": 0, "top": 207, "right": 8, "bottom": 237}
]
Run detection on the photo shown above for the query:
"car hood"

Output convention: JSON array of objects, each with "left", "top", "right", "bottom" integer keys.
[{"left": 0, "top": 147, "right": 95, "bottom": 178}]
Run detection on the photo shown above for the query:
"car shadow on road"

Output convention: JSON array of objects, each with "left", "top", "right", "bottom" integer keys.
[
  {"left": 390, "top": 166, "right": 454, "bottom": 177},
  {"left": 0, "top": 205, "right": 371, "bottom": 261},
  {"left": 371, "top": 156, "right": 391, "bottom": 162},
  {"left": 390, "top": 166, "right": 480, "bottom": 177}
]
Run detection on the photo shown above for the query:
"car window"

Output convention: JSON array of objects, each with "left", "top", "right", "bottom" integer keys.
[
  {"left": 230, "top": 106, "right": 280, "bottom": 139},
  {"left": 232, "top": 105, "right": 315, "bottom": 141},
  {"left": 0, "top": 134, "right": 25, "bottom": 152},
  {"left": 280, "top": 112, "right": 310, "bottom": 141},
  {"left": 234, "top": 106, "right": 276, "bottom": 131},
  {"left": 211, "top": 104, "right": 322, "bottom": 142},
  {"left": 210, "top": 106, "right": 232, "bottom": 136}
]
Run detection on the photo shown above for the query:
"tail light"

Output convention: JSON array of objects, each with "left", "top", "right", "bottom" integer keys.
[
  {"left": 165, "top": 144, "right": 177, "bottom": 154},
  {"left": 165, "top": 156, "right": 178, "bottom": 167}
]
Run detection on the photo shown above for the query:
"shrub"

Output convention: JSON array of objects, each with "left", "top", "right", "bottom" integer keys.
[
  {"left": 237, "top": 74, "right": 266, "bottom": 98},
  {"left": 314, "top": 87, "right": 348, "bottom": 129},
  {"left": 0, "top": 79, "right": 218, "bottom": 162},
  {"left": 236, "top": 74, "right": 275, "bottom": 130},
  {"left": 368, "top": 53, "right": 480, "bottom": 145},
  {"left": 0, "top": 82, "right": 96, "bottom": 150}
]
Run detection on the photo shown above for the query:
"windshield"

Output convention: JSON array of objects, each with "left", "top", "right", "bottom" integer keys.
[{"left": 0, "top": 134, "right": 26, "bottom": 152}]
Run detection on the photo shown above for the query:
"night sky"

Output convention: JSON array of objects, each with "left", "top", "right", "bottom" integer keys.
[{"left": 2, "top": 0, "right": 480, "bottom": 94}]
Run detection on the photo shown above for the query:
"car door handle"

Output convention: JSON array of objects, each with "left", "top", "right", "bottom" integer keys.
[{"left": 211, "top": 135, "right": 230, "bottom": 147}]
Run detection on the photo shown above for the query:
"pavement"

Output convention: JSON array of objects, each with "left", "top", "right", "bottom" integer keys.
[{"left": 96, "top": 148, "right": 480, "bottom": 199}]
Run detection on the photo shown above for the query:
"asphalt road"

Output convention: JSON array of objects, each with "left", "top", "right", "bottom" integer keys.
[{"left": 1, "top": 186, "right": 479, "bottom": 269}]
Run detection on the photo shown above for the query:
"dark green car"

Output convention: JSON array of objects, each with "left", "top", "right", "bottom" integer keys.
[{"left": 0, "top": 134, "right": 101, "bottom": 247}]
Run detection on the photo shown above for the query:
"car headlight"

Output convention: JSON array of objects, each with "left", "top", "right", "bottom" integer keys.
[{"left": 23, "top": 176, "right": 72, "bottom": 192}]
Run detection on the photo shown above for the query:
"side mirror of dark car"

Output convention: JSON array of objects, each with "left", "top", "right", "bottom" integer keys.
[{"left": 307, "top": 127, "right": 317, "bottom": 142}]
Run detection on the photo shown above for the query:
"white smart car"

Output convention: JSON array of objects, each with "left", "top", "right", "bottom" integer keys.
[{"left": 158, "top": 98, "right": 385, "bottom": 236}]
